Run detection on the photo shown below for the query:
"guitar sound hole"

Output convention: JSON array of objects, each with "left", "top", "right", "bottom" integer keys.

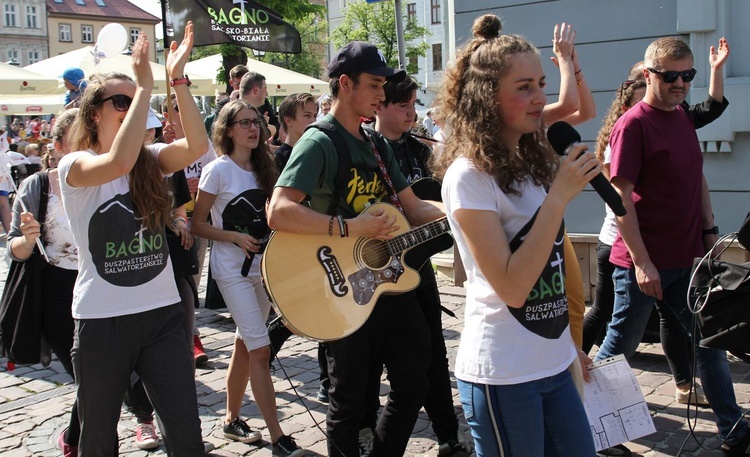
[{"left": 361, "top": 240, "right": 390, "bottom": 269}]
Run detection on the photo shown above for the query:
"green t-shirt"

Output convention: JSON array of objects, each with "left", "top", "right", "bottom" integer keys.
[{"left": 276, "top": 115, "right": 408, "bottom": 218}]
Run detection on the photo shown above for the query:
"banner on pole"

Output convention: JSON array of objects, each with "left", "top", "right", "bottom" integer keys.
[{"left": 164, "top": 0, "right": 301, "bottom": 53}]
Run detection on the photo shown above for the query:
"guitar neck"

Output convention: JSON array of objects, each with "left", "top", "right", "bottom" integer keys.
[{"left": 385, "top": 217, "right": 450, "bottom": 256}]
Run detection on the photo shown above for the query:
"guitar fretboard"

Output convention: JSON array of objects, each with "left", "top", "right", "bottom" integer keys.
[{"left": 385, "top": 218, "right": 451, "bottom": 255}]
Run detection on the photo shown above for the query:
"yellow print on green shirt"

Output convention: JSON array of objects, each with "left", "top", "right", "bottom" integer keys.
[{"left": 347, "top": 167, "right": 388, "bottom": 214}]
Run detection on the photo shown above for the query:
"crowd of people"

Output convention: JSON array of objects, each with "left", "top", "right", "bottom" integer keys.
[{"left": 1, "top": 11, "right": 748, "bottom": 457}]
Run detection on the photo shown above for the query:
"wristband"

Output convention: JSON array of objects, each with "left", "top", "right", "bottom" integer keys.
[
  {"left": 328, "top": 216, "right": 334, "bottom": 237},
  {"left": 170, "top": 75, "right": 192, "bottom": 87},
  {"left": 173, "top": 216, "right": 188, "bottom": 229},
  {"left": 337, "top": 215, "right": 346, "bottom": 238},
  {"left": 702, "top": 226, "right": 719, "bottom": 236}
]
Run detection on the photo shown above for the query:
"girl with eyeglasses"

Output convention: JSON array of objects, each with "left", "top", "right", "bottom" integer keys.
[
  {"left": 190, "top": 100, "right": 304, "bottom": 456},
  {"left": 57, "top": 24, "right": 210, "bottom": 455}
]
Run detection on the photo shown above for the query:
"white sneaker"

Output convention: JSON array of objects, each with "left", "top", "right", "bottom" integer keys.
[{"left": 135, "top": 421, "right": 160, "bottom": 450}]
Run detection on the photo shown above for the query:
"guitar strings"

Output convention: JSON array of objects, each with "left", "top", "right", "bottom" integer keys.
[{"left": 361, "top": 218, "right": 450, "bottom": 260}]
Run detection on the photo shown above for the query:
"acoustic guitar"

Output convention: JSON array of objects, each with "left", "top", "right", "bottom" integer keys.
[{"left": 261, "top": 183, "right": 452, "bottom": 341}]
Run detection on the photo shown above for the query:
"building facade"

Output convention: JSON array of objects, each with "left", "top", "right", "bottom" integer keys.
[
  {"left": 46, "top": 0, "right": 160, "bottom": 62},
  {"left": 325, "top": 0, "right": 447, "bottom": 107},
  {"left": 0, "top": 0, "right": 49, "bottom": 66}
]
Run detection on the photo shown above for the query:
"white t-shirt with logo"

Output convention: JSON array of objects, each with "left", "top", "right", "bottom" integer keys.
[
  {"left": 198, "top": 155, "right": 269, "bottom": 280},
  {"left": 58, "top": 146, "right": 180, "bottom": 319},
  {"left": 184, "top": 141, "right": 217, "bottom": 181},
  {"left": 442, "top": 157, "right": 576, "bottom": 385}
]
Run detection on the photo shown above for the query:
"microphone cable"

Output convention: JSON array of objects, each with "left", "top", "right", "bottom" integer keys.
[{"left": 266, "top": 315, "right": 355, "bottom": 457}]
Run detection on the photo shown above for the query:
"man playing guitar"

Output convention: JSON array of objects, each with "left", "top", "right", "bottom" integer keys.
[{"left": 267, "top": 41, "right": 444, "bottom": 457}]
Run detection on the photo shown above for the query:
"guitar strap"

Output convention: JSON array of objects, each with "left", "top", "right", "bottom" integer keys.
[{"left": 304, "top": 120, "right": 351, "bottom": 216}]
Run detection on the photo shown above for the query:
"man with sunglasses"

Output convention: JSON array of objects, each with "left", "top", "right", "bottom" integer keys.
[{"left": 594, "top": 37, "right": 750, "bottom": 456}]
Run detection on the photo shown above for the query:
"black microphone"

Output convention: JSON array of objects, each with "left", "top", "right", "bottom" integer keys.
[{"left": 547, "top": 121, "right": 627, "bottom": 217}]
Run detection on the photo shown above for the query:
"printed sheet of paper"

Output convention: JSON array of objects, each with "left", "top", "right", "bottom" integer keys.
[{"left": 584, "top": 354, "right": 656, "bottom": 451}]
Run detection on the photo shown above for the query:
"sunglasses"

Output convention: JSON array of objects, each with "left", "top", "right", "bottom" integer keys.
[
  {"left": 229, "top": 118, "right": 262, "bottom": 129},
  {"left": 95, "top": 94, "right": 133, "bottom": 112},
  {"left": 647, "top": 67, "right": 697, "bottom": 83}
]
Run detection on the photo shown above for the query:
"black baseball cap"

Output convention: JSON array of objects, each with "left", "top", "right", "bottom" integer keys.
[{"left": 327, "top": 41, "right": 406, "bottom": 82}]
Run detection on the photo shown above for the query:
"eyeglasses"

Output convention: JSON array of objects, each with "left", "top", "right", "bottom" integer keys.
[
  {"left": 647, "top": 67, "right": 697, "bottom": 83},
  {"left": 95, "top": 94, "right": 133, "bottom": 112},
  {"left": 229, "top": 118, "right": 262, "bottom": 129}
]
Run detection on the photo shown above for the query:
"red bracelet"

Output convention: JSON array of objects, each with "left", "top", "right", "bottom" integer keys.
[{"left": 170, "top": 75, "right": 192, "bottom": 87}]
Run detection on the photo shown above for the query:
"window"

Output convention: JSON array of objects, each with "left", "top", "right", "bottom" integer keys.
[
  {"left": 4, "top": 4, "right": 17, "bottom": 27},
  {"left": 407, "top": 3, "right": 416, "bottom": 23},
  {"left": 408, "top": 55, "right": 419, "bottom": 74},
  {"left": 431, "top": 0, "right": 441, "bottom": 24},
  {"left": 6, "top": 50, "right": 19, "bottom": 63},
  {"left": 59, "top": 23, "right": 72, "bottom": 42},
  {"left": 432, "top": 43, "right": 443, "bottom": 71},
  {"left": 28, "top": 50, "right": 40, "bottom": 64},
  {"left": 81, "top": 25, "right": 93, "bottom": 42},
  {"left": 94, "top": 0, "right": 106, "bottom": 5},
  {"left": 130, "top": 28, "right": 141, "bottom": 45},
  {"left": 75, "top": 0, "right": 85, "bottom": 5},
  {"left": 25, "top": 5, "right": 37, "bottom": 29}
]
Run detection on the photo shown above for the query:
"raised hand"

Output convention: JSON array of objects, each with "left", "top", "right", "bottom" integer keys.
[
  {"left": 709, "top": 37, "right": 729, "bottom": 70},
  {"left": 166, "top": 21, "right": 194, "bottom": 80},
  {"left": 131, "top": 33, "right": 153, "bottom": 91},
  {"left": 551, "top": 23, "right": 576, "bottom": 62}
]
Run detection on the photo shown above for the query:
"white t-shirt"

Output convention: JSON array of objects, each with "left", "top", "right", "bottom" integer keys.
[
  {"left": 183, "top": 141, "right": 217, "bottom": 182},
  {"left": 198, "top": 155, "right": 269, "bottom": 280},
  {"left": 442, "top": 157, "right": 576, "bottom": 385},
  {"left": 58, "top": 145, "right": 180, "bottom": 319},
  {"left": 598, "top": 145, "right": 619, "bottom": 246}
]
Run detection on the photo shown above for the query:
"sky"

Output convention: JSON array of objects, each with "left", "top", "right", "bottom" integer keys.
[{"left": 127, "top": 0, "right": 164, "bottom": 38}]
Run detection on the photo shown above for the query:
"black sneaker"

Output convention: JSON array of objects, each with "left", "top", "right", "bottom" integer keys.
[
  {"left": 316, "top": 384, "right": 329, "bottom": 403},
  {"left": 438, "top": 439, "right": 472, "bottom": 456},
  {"left": 223, "top": 417, "right": 261, "bottom": 444},
  {"left": 272, "top": 435, "right": 305, "bottom": 457},
  {"left": 722, "top": 431, "right": 750, "bottom": 456}
]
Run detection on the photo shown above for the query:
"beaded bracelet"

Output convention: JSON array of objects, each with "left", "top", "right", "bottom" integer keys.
[{"left": 328, "top": 216, "right": 335, "bottom": 237}]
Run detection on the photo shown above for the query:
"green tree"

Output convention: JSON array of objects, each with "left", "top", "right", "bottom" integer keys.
[{"left": 331, "top": 0, "right": 429, "bottom": 74}]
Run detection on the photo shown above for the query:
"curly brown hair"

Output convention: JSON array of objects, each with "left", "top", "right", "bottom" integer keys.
[
  {"left": 432, "top": 14, "right": 557, "bottom": 196},
  {"left": 211, "top": 100, "right": 278, "bottom": 198},
  {"left": 594, "top": 80, "right": 647, "bottom": 169},
  {"left": 66, "top": 72, "right": 170, "bottom": 232}
]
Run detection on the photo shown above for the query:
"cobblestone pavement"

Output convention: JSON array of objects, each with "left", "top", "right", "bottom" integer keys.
[{"left": 0, "top": 242, "right": 748, "bottom": 456}]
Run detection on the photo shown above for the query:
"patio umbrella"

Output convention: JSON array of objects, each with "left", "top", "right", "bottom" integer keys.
[
  {"left": 184, "top": 54, "right": 328, "bottom": 97},
  {"left": 0, "top": 94, "right": 64, "bottom": 115},
  {"left": 25, "top": 47, "right": 215, "bottom": 96},
  {"left": 0, "top": 62, "right": 62, "bottom": 96}
]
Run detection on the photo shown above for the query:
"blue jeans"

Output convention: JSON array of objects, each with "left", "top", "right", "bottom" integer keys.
[
  {"left": 458, "top": 369, "right": 595, "bottom": 457},
  {"left": 596, "top": 266, "right": 748, "bottom": 442}
]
